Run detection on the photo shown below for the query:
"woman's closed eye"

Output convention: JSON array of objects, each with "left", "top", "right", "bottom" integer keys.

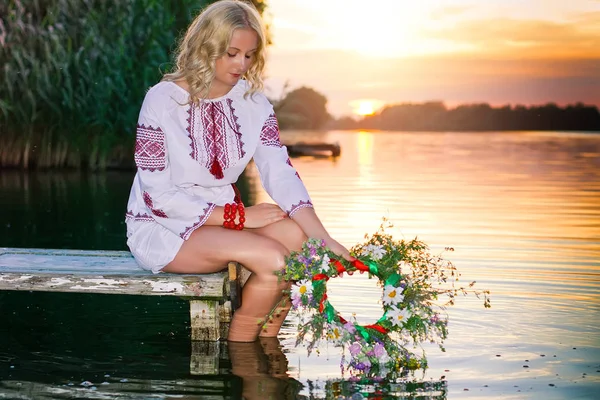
[{"left": 227, "top": 52, "right": 254, "bottom": 59}]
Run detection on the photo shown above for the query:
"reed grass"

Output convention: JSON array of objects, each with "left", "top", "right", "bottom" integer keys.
[{"left": 0, "top": 0, "right": 215, "bottom": 169}]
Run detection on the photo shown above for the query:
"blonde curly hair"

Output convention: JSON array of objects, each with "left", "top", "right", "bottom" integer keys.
[{"left": 163, "top": 0, "right": 267, "bottom": 104}]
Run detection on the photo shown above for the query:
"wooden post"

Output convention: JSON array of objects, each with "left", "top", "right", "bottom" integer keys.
[
  {"left": 219, "top": 300, "right": 232, "bottom": 339},
  {"left": 189, "top": 300, "right": 220, "bottom": 341},
  {"left": 190, "top": 341, "right": 220, "bottom": 375},
  {"left": 228, "top": 261, "right": 241, "bottom": 311}
]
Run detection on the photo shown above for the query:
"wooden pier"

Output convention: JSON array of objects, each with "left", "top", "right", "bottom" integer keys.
[
  {"left": 286, "top": 141, "right": 341, "bottom": 158},
  {"left": 0, "top": 247, "right": 247, "bottom": 375}
]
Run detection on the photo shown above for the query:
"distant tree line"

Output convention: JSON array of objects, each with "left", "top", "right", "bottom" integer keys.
[{"left": 331, "top": 102, "right": 600, "bottom": 132}]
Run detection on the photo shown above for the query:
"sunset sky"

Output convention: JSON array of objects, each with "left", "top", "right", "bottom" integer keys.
[{"left": 261, "top": 0, "right": 600, "bottom": 117}]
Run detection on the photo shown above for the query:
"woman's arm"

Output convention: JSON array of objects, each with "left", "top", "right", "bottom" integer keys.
[{"left": 290, "top": 207, "right": 352, "bottom": 260}]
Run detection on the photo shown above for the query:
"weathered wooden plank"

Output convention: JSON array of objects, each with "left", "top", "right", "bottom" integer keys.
[
  {"left": 0, "top": 247, "right": 153, "bottom": 274},
  {"left": 0, "top": 247, "right": 227, "bottom": 298},
  {"left": 0, "top": 273, "right": 226, "bottom": 297}
]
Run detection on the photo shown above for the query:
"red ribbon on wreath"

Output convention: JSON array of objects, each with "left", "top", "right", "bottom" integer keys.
[
  {"left": 364, "top": 323, "right": 389, "bottom": 334},
  {"left": 351, "top": 259, "right": 370, "bottom": 272},
  {"left": 331, "top": 259, "right": 346, "bottom": 275}
]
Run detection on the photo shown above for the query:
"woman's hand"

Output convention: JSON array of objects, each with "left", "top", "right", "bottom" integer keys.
[
  {"left": 324, "top": 236, "right": 354, "bottom": 262},
  {"left": 244, "top": 203, "right": 287, "bottom": 229}
]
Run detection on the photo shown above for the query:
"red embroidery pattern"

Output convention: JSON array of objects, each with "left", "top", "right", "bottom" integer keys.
[
  {"left": 202, "top": 102, "right": 228, "bottom": 179},
  {"left": 286, "top": 157, "right": 301, "bottom": 179},
  {"left": 186, "top": 100, "right": 246, "bottom": 178},
  {"left": 186, "top": 106, "right": 200, "bottom": 161},
  {"left": 125, "top": 211, "right": 154, "bottom": 222},
  {"left": 180, "top": 203, "right": 216, "bottom": 240},
  {"left": 135, "top": 124, "right": 166, "bottom": 172},
  {"left": 260, "top": 113, "right": 282, "bottom": 147},
  {"left": 226, "top": 98, "right": 246, "bottom": 158},
  {"left": 142, "top": 191, "right": 168, "bottom": 218},
  {"left": 288, "top": 200, "right": 313, "bottom": 217}
]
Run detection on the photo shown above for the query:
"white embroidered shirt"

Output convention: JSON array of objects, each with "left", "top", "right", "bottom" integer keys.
[{"left": 125, "top": 80, "right": 313, "bottom": 240}]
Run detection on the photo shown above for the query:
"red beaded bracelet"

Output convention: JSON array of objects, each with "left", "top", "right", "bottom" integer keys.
[{"left": 223, "top": 202, "right": 245, "bottom": 230}]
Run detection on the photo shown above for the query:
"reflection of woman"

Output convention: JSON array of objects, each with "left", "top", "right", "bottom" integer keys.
[
  {"left": 125, "top": 0, "right": 351, "bottom": 342},
  {"left": 229, "top": 338, "right": 300, "bottom": 399}
]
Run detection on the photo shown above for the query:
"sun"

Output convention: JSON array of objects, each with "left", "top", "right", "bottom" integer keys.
[
  {"left": 351, "top": 99, "right": 384, "bottom": 117},
  {"left": 356, "top": 102, "right": 375, "bottom": 116}
]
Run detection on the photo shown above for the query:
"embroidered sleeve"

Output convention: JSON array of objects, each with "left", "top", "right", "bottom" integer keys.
[
  {"left": 253, "top": 111, "right": 313, "bottom": 216},
  {"left": 132, "top": 98, "right": 215, "bottom": 239},
  {"left": 260, "top": 113, "right": 282, "bottom": 148}
]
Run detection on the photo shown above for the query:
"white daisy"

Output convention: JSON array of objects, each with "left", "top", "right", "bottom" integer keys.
[
  {"left": 360, "top": 244, "right": 386, "bottom": 261},
  {"left": 326, "top": 323, "right": 344, "bottom": 343},
  {"left": 319, "top": 254, "right": 330, "bottom": 273},
  {"left": 382, "top": 284, "right": 404, "bottom": 306},
  {"left": 291, "top": 280, "right": 313, "bottom": 299},
  {"left": 387, "top": 306, "right": 412, "bottom": 327}
]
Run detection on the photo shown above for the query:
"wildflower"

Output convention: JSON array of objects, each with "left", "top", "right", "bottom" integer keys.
[
  {"left": 291, "top": 280, "right": 313, "bottom": 306},
  {"left": 382, "top": 284, "right": 404, "bottom": 306},
  {"left": 373, "top": 342, "right": 386, "bottom": 358},
  {"left": 354, "top": 360, "right": 371, "bottom": 372},
  {"left": 388, "top": 306, "right": 412, "bottom": 327},
  {"left": 343, "top": 321, "right": 356, "bottom": 334},
  {"left": 349, "top": 342, "right": 362, "bottom": 356},
  {"left": 360, "top": 244, "right": 386, "bottom": 260},
  {"left": 291, "top": 295, "right": 302, "bottom": 308},
  {"left": 319, "top": 254, "right": 330, "bottom": 273},
  {"left": 327, "top": 323, "right": 344, "bottom": 343}
]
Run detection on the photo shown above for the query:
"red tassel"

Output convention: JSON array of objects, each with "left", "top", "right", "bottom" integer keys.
[{"left": 210, "top": 158, "right": 224, "bottom": 179}]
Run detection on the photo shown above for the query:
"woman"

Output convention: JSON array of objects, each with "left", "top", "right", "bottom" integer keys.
[{"left": 125, "top": 0, "right": 350, "bottom": 342}]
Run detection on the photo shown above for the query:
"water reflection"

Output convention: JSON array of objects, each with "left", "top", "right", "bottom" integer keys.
[
  {"left": 1, "top": 131, "right": 599, "bottom": 399},
  {"left": 229, "top": 338, "right": 301, "bottom": 399}
]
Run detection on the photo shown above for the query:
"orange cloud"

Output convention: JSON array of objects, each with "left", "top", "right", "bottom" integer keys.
[{"left": 424, "top": 15, "right": 600, "bottom": 58}]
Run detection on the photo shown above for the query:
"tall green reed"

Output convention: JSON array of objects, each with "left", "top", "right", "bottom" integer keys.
[{"left": 0, "top": 0, "right": 217, "bottom": 169}]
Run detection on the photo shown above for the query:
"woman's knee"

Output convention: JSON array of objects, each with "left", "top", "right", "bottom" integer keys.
[
  {"left": 284, "top": 218, "right": 308, "bottom": 251},
  {"left": 245, "top": 238, "right": 288, "bottom": 279},
  {"left": 256, "top": 218, "right": 307, "bottom": 252}
]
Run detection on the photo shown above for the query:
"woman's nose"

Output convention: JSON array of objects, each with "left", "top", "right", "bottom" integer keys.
[{"left": 236, "top": 55, "right": 249, "bottom": 70}]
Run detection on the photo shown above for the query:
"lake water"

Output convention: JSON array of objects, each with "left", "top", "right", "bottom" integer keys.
[{"left": 1, "top": 130, "right": 599, "bottom": 399}]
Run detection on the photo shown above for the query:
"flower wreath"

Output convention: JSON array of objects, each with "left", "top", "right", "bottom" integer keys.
[{"left": 271, "top": 221, "right": 490, "bottom": 379}]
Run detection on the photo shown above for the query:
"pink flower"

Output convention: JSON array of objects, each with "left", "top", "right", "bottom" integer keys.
[
  {"left": 374, "top": 343, "right": 386, "bottom": 358},
  {"left": 349, "top": 342, "right": 362, "bottom": 356},
  {"left": 343, "top": 321, "right": 356, "bottom": 334}
]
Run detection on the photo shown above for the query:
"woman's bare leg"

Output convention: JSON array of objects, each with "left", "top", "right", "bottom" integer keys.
[
  {"left": 250, "top": 218, "right": 307, "bottom": 337},
  {"left": 163, "top": 226, "right": 289, "bottom": 341},
  {"left": 162, "top": 218, "right": 307, "bottom": 341},
  {"left": 251, "top": 217, "right": 307, "bottom": 253}
]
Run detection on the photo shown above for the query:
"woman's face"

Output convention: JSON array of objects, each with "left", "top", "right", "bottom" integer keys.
[{"left": 211, "top": 28, "right": 258, "bottom": 98}]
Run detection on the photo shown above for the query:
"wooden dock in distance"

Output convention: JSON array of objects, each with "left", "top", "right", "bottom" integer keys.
[{"left": 286, "top": 141, "right": 341, "bottom": 158}]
